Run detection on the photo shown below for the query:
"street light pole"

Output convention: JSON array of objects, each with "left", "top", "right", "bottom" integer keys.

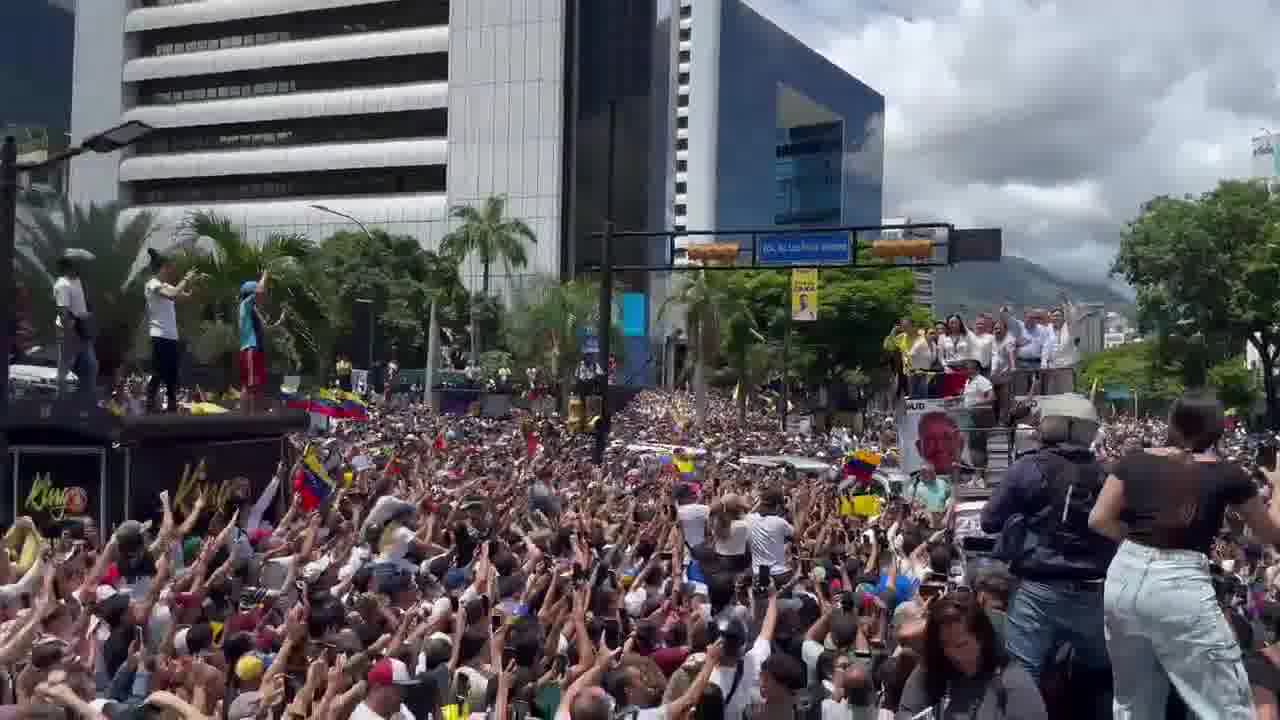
[
  {"left": 1, "top": 137, "right": 17, "bottom": 502},
  {"left": 593, "top": 99, "right": 618, "bottom": 465},
  {"left": 2, "top": 120, "right": 153, "bottom": 515}
]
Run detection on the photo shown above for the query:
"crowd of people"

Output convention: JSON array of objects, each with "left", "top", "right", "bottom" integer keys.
[
  {"left": 7, "top": 253, "right": 1280, "bottom": 720},
  {"left": 2, "top": 376, "right": 1280, "bottom": 720}
]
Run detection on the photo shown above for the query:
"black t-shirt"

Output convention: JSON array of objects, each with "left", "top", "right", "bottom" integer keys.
[
  {"left": 1113, "top": 452, "right": 1256, "bottom": 555},
  {"left": 1246, "top": 651, "right": 1280, "bottom": 696}
]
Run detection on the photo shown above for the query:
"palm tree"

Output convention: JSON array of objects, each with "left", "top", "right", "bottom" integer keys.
[
  {"left": 440, "top": 195, "right": 537, "bottom": 364},
  {"left": 660, "top": 271, "right": 752, "bottom": 426},
  {"left": 508, "top": 278, "right": 623, "bottom": 409},
  {"left": 16, "top": 199, "right": 158, "bottom": 383},
  {"left": 178, "top": 212, "right": 326, "bottom": 384}
]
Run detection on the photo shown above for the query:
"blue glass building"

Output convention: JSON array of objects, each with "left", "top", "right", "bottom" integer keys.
[{"left": 561, "top": 0, "right": 885, "bottom": 385}]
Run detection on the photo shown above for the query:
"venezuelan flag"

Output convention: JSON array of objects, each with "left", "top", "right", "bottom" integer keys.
[
  {"left": 337, "top": 390, "right": 369, "bottom": 420},
  {"left": 843, "top": 450, "right": 881, "bottom": 483},
  {"left": 308, "top": 389, "right": 343, "bottom": 418},
  {"left": 294, "top": 446, "right": 335, "bottom": 511}
]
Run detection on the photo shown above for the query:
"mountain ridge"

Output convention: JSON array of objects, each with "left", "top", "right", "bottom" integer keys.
[{"left": 929, "top": 255, "right": 1134, "bottom": 320}]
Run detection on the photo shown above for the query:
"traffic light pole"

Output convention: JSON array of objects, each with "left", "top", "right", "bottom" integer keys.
[
  {"left": 593, "top": 100, "right": 617, "bottom": 466},
  {"left": 576, "top": 223, "right": 1001, "bottom": 464}
]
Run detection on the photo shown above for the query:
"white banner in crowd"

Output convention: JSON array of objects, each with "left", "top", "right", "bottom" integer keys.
[
  {"left": 352, "top": 369, "right": 369, "bottom": 394},
  {"left": 897, "top": 396, "right": 968, "bottom": 475}
]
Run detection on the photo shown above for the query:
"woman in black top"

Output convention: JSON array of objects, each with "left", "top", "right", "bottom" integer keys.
[{"left": 1089, "top": 394, "right": 1280, "bottom": 720}]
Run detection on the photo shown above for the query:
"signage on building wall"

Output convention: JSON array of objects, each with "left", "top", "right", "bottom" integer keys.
[
  {"left": 127, "top": 440, "right": 283, "bottom": 530},
  {"left": 10, "top": 448, "right": 104, "bottom": 537}
]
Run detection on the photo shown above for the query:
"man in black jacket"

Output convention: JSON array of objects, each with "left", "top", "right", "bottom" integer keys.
[{"left": 980, "top": 394, "right": 1117, "bottom": 714}]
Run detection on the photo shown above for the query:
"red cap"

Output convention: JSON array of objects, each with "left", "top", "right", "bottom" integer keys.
[{"left": 100, "top": 563, "right": 121, "bottom": 587}]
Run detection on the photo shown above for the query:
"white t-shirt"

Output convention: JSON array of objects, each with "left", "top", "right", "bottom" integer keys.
[
  {"left": 711, "top": 636, "right": 771, "bottom": 720},
  {"left": 908, "top": 337, "right": 937, "bottom": 372},
  {"left": 963, "top": 374, "right": 993, "bottom": 409},
  {"left": 377, "top": 525, "right": 416, "bottom": 564},
  {"left": 968, "top": 332, "right": 994, "bottom": 371},
  {"left": 715, "top": 518, "right": 751, "bottom": 557},
  {"left": 677, "top": 504, "right": 710, "bottom": 548},
  {"left": 53, "top": 276, "right": 87, "bottom": 328},
  {"left": 145, "top": 278, "right": 179, "bottom": 340},
  {"left": 746, "top": 513, "right": 793, "bottom": 576},
  {"left": 989, "top": 335, "right": 1016, "bottom": 377}
]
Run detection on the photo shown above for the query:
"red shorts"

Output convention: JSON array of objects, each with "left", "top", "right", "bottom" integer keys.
[{"left": 239, "top": 349, "right": 266, "bottom": 389}]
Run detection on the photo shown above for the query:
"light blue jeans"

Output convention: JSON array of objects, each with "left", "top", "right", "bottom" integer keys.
[{"left": 1104, "top": 540, "right": 1253, "bottom": 719}]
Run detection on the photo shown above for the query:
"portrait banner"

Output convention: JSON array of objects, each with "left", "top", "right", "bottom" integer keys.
[
  {"left": 897, "top": 397, "right": 967, "bottom": 476},
  {"left": 791, "top": 268, "right": 818, "bottom": 322}
]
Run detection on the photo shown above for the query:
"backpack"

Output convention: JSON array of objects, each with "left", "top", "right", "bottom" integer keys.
[{"left": 994, "top": 448, "right": 1106, "bottom": 577}]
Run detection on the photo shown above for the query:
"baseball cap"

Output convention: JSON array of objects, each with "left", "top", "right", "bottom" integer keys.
[{"left": 367, "top": 657, "right": 421, "bottom": 687}]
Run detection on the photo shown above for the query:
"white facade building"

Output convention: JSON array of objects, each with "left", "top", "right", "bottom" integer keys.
[{"left": 70, "top": 0, "right": 566, "bottom": 298}]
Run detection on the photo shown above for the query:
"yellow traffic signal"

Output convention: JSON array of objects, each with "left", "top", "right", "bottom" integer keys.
[{"left": 871, "top": 239, "right": 933, "bottom": 259}]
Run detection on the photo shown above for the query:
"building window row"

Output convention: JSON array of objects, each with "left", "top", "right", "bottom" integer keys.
[
  {"left": 679, "top": 28, "right": 691, "bottom": 42},
  {"left": 676, "top": 159, "right": 687, "bottom": 172},
  {"left": 131, "top": 165, "right": 446, "bottom": 204},
  {"left": 678, "top": 50, "right": 690, "bottom": 63},
  {"left": 135, "top": 110, "right": 447, "bottom": 155},
  {"left": 136, "top": 54, "right": 446, "bottom": 105},
  {"left": 675, "top": 181, "right": 687, "bottom": 194},
  {"left": 677, "top": 116, "right": 688, "bottom": 129},
  {"left": 676, "top": 138, "right": 688, "bottom": 151},
  {"left": 678, "top": 72, "right": 690, "bottom": 86},
  {"left": 142, "top": 2, "right": 449, "bottom": 57}
]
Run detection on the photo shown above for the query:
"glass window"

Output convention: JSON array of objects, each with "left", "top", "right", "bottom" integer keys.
[
  {"left": 141, "top": 1, "right": 450, "bottom": 57},
  {"left": 676, "top": 138, "right": 688, "bottom": 151},
  {"left": 137, "top": 54, "right": 446, "bottom": 105},
  {"left": 677, "top": 95, "right": 689, "bottom": 107},
  {"left": 131, "top": 166, "right": 447, "bottom": 204},
  {"left": 677, "top": 116, "right": 688, "bottom": 129},
  {"left": 679, "top": 28, "right": 691, "bottom": 42},
  {"left": 678, "top": 50, "right": 690, "bottom": 63},
  {"left": 678, "top": 72, "right": 690, "bottom": 86},
  {"left": 135, "top": 110, "right": 448, "bottom": 155},
  {"left": 675, "top": 181, "right": 687, "bottom": 194}
]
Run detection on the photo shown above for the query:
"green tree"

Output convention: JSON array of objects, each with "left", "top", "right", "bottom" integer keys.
[
  {"left": 178, "top": 212, "right": 326, "bottom": 379},
  {"left": 16, "top": 200, "right": 157, "bottom": 383},
  {"left": 312, "top": 229, "right": 465, "bottom": 371},
  {"left": 661, "top": 270, "right": 750, "bottom": 426},
  {"left": 1208, "top": 356, "right": 1261, "bottom": 415},
  {"left": 507, "top": 278, "right": 622, "bottom": 405},
  {"left": 440, "top": 195, "right": 537, "bottom": 364},
  {"left": 1113, "top": 180, "right": 1280, "bottom": 425},
  {"left": 718, "top": 266, "right": 919, "bottom": 405},
  {"left": 1077, "top": 342, "right": 1184, "bottom": 404}
]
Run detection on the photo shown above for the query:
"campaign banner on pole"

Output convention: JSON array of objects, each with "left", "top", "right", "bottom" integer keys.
[
  {"left": 10, "top": 446, "right": 106, "bottom": 538},
  {"left": 125, "top": 438, "right": 285, "bottom": 531},
  {"left": 791, "top": 268, "right": 818, "bottom": 322},
  {"left": 897, "top": 396, "right": 968, "bottom": 476}
]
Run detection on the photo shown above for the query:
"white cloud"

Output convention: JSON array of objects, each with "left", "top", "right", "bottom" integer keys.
[{"left": 749, "top": 0, "right": 1280, "bottom": 281}]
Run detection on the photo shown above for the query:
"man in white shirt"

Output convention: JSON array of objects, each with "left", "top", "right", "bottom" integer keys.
[
  {"left": 352, "top": 657, "right": 419, "bottom": 720},
  {"left": 674, "top": 483, "right": 710, "bottom": 552},
  {"left": 746, "top": 490, "right": 794, "bottom": 581},
  {"left": 709, "top": 592, "right": 778, "bottom": 720},
  {"left": 961, "top": 358, "right": 996, "bottom": 469},
  {"left": 1006, "top": 307, "right": 1052, "bottom": 396},
  {"left": 53, "top": 254, "right": 97, "bottom": 403},
  {"left": 1042, "top": 295, "right": 1094, "bottom": 395}
]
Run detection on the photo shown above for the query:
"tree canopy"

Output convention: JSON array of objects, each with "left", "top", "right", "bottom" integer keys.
[{"left": 1112, "top": 179, "right": 1280, "bottom": 423}]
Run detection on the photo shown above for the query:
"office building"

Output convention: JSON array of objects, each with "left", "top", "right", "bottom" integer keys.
[
  {"left": 69, "top": 0, "right": 882, "bottom": 382},
  {"left": 72, "top": 0, "right": 565, "bottom": 296},
  {"left": 2, "top": 0, "right": 75, "bottom": 135}
]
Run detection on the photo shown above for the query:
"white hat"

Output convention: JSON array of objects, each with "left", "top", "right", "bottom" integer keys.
[{"left": 1035, "top": 393, "right": 1099, "bottom": 425}]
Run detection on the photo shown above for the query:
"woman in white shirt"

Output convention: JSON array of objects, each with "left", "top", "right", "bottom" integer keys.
[
  {"left": 143, "top": 250, "right": 200, "bottom": 413},
  {"left": 710, "top": 494, "right": 751, "bottom": 574},
  {"left": 939, "top": 315, "right": 973, "bottom": 397},
  {"left": 989, "top": 318, "right": 1018, "bottom": 424}
]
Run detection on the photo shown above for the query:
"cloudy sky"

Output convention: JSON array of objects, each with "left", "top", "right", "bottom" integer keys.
[{"left": 751, "top": 0, "right": 1274, "bottom": 284}]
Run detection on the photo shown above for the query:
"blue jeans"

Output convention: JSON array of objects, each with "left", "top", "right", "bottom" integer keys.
[
  {"left": 1104, "top": 540, "right": 1253, "bottom": 719},
  {"left": 57, "top": 333, "right": 97, "bottom": 403},
  {"left": 1005, "top": 577, "right": 1110, "bottom": 681}
]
